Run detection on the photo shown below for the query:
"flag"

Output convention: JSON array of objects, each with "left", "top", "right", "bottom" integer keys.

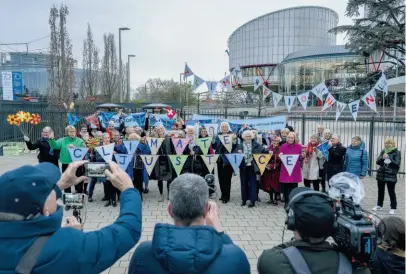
[
  {"left": 284, "top": 96, "right": 296, "bottom": 112},
  {"left": 68, "top": 147, "right": 88, "bottom": 162},
  {"left": 263, "top": 86, "right": 271, "bottom": 101},
  {"left": 219, "top": 134, "right": 233, "bottom": 153},
  {"left": 196, "top": 137, "right": 210, "bottom": 155},
  {"left": 322, "top": 93, "right": 336, "bottom": 111},
  {"left": 254, "top": 76, "right": 262, "bottom": 91},
  {"left": 95, "top": 143, "right": 115, "bottom": 162},
  {"left": 362, "top": 88, "right": 377, "bottom": 112},
  {"left": 206, "top": 81, "right": 218, "bottom": 97},
  {"left": 67, "top": 113, "right": 81, "bottom": 126},
  {"left": 374, "top": 72, "right": 388, "bottom": 96},
  {"left": 184, "top": 63, "right": 194, "bottom": 79},
  {"left": 232, "top": 66, "right": 243, "bottom": 80},
  {"left": 169, "top": 155, "right": 188, "bottom": 176},
  {"left": 225, "top": 154, "right": 244, "bottom": 174},
  {"left": 311, "top": 82, "right": 329, "bottom": 100},
  {"left": 280, "top": 154, "right": 300, "bottom": 176},
  {"left": 86, "top": 114, "right": 100, "bottom": 129},
  {"left": 192, "top": 75, "right": 205, "bottom": 90},
  {"left": 220, "top": 75, "right": 232, "bottom": 90},
  {"left": 171, "top": 138, "right": 189, "bottom": 155},
  {"left": 348, "top": 100, "right": 360, "bottom": 121},
  {"left": 141, "top": 155, "right": 159, "bottom": 176},
  {"left": 123, "top": 140, "right": 139, "bottom": 155},
  {"left": 166, "top": 107, "right": 176, "bottom": 120},
  {"left": 201, "top": 155, "right": 219, "bottom": 173},
  {"left": 272, "top": 92, "right": 283, "bottom": 107},
  {"left": 147, "top": 138, "right": 164, "bottom": 155},
  {"left": 114, "top": 154, "right": 133, "bottom": 171},
  {"left": 253, "top": 153, "right": 272, "bottom": 175},
  {"left": 297, "top": 91, "right": 310, "bottom": 110},
  {"left": 335, "top": 102, "right": 347, "bottom": 121}
]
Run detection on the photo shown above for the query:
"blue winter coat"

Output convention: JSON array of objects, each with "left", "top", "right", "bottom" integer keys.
[
  {"left": 129, "top": 224, "right": 250, "bottom": 274},
  {"left": 0, "top": 188, "right": 142, "bottom": 274},
  {"left": 344, "top": 141, "right": 368, "bottom": 177}
]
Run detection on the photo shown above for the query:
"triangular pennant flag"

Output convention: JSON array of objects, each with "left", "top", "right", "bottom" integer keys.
[
  {"left": 272, "top": 92, "right": 283, "bottom": 107},
  {"left": 67, "top": 113, "right": 81, "bottom": 126},
  {"left": 362, "top": 88, "right": 377, "bottom": 112},
  {"left": 280, "top": 154, "right": 299, "bottom": 176},
  {"left": 225, "top": 154, "right": 244, "bottom": 174},
  {"left": 220, "top": 75, "right": 232, "bottom": 90},
  {"left": 196, "top": 137, "right": 210, "bottom": 155},
  {"left": 232, "top": 66, "right": 243, "bottom": 80},
  {"left": 141, "top": 155, "right": 159, "bottom": 176},
  {"left": 219, "top": 134, "right": 233, "bottom": 153},
  {"left": 254, "top": 76, "right": 262, "bottom": 91},
  {"left": 147, "top": 138, "right": 164, "bottom": 155},
  {"left": 68, "top": 147, "right": 88, "bottom": 162},
  {"left": 348, "top": 100, "right": 360, "bottom": 121},
  {"left": 206, "top": 81, "right": 218, "bottom": 97},
  {"left": 322, "top": 93, "right": 336, "bottom": 111},
  {"left": 201, "top": 154, "right": 219, "bottom": 173},
  {"left": 297, "top": 91, "right": 310, "bottom": 110},
  {"left": 284, "top": 96, "right": 296, "bottom": 112},
  {"left": 204, "top": 123, "right": 218, "bottom": 137},
  {"left": 193, "top": 75, "right": 205, "bottom": 90},
  {"left": 253, "top": 153, "right": 273, "bottom": 175},
  {"left": 123, "top": 140, "right": 139, "bottom": 155},
  {"left": 335, "top": 102, "right": 347, "bottom": 121},
  {"left": 263, "top": 86, "right": 271, "bottom": 101},
  {"left": 171, "top": 138, "right": 189, "bottom": 155},
  {"left": 184, "top": 63, "right": 194, "bottom": 79},
  {"left": 311, "top": 82, "right": 329, "bottom": 100},
  {"left": 169, "top": 155, "right": 188, "bottom": 176},
  {"left": 114, "top": 154, "right": 133, "bottom": 171},
  {"left": 374, "top": 72, "right": 388, "bottom": 96},
  {"left": 95, "top": 143, "right": 115, "bottom": 162}
]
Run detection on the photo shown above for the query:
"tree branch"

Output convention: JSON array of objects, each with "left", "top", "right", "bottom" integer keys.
[{"left": 382, "top": 49, "right": 405, "bottom": 66}]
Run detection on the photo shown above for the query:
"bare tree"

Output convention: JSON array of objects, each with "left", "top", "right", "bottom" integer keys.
[
  {"left": 101, "top": 33, "right": 119, "bottom": 101},
  {"left": 81, "top": 23, "right": 100, "bottom": 99}
]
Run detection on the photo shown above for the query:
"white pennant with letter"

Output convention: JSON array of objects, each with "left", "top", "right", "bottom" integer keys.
[
  {"left": 123, "top": 140, "right": 139, "bottom": 155},
  {"left": 284, "top": 96, "right": 296, "bottom": 112},
  {"left": 280, "top": 154, "right": 299, "bottom": 176},
  {"left": 297, "top": 91, "right": 310, "bottom": 110},
  {"left": 219, "top": 134, "right": 233, "bottom": 153},
  {"left": 206, "top": 81, "right": 218, "bottom": 97},
  {"left": 193, "top": 75, "right": 205, "bottom": 90},
  {"left": 362, "top": 88, "right": 377, "bottom": 112},
  {"left": 147, "top": 138, "right": 164, "bottom": 155},
  {"left": 68, "top": 147, "right": 88, "bottom": 162},
  {"left": 95, "top": 143, "right": 115, "bottom": 162},
  {"left": 141, "top": 155, "right": 159, "bottom": 176},
  {"left": 335, "top": 102, "right": 347, "bottom": 121},
  {"left": 254, "top": 76, "right": 262, "bottom": 91},
  {"left": 201, "top": 154, "right": 219, "bottom": 173},
  {"left": 114, "top": 154, "right": 133, "bottom": 171},
  {"left": 348, "top": 100, "right": 360, "bottom": 121},
  {"left": 322, "top": 93, "right": 336, "bottom": 111},
  {"left": 272, "top": 92, "right": 283, "bottom": 107},
  {"left": 220, "top": 75, "right": 232, "bottom": 91},
  {"left": 374, "top": 72, "right": 388, "bottom": 96},
  {"left": 263, "top": 86, "right": 271, "bottom": 101},
  {"left": 311, "top": 82, "right": 329, "bottom": 100}
]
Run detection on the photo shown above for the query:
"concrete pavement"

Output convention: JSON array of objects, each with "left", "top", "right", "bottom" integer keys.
[{"left": 0, "top": 154, "right": 404, "bottom": 274}]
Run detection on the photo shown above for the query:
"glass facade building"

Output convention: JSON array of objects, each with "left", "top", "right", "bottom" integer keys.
[{"left": 227, "top": 6, "right": 339, "bottom": 87}]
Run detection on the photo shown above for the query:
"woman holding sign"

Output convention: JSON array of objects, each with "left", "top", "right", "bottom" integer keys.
[
  {"left": 235, "top": 130, "right": 267, "bottom": 208},
  {"left": 212, "top": 122, "right": 237, "bottom": 204},
  {"left": 279, "top": 132, "right": 303, "bottom": 205},
  {"left": 183, "top": 126, "right": 209, "bottom": 178},
  {"left": 260, "top": 136, "right": 282, "bottom": 205}
]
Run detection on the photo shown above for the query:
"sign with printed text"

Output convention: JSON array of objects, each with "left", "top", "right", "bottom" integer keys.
[
  {"left": 95, "top": 143, "right": 114, "bottom": 162},
  {"left": 123, "top": 140, "right": 139, "bottom": 155},
  {"left": 280, "top": 154, "right": 299, "bottom": 176},
  {"left": 114, "top": 154, "right": 133, "bottom": 171},
  {"left": 196, "top": 137, "right": 210, "bottom": 155},
  {"left": 201, "top": 154, "right": 219, "bottom": 173},
  {"left": 253, "top": 153, "right": 273, "bottom": 175},
  {"left": 219, "top": 134, "right": 233, "bottom": 153},
  {"left": 69, "top": 147, "right": 89, "bottom": 162},
  {"left": 225, "top": 154, "right": 244, "bottom": 174},
  {"left": 141, "top": 155, "right": 159, "bottom": 176},
  {"left": 171, "top": 138, "right": 189, "bottom": 155},
  {"left": 169, "top": 155, "right": 188, "bottom": 176},
  {"left": 147, "top": 138, "right": 164, "bottom": 155}
]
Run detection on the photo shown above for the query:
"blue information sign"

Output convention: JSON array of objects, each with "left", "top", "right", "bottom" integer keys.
[{"left": 12, "top": 71, "right": 23, "bottom": 99}]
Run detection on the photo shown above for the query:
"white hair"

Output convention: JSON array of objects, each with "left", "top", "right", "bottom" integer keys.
[
  {"left": 64, "top": 125, "right": 76, "bottom": 134},
  {"left": 242, "top": 130, "right": 255, "bottom": 139},
  {"left": 220, "top": 122, "right": 231, "bottom": 133},
  {"left": 43, "top": 126, "right": 53, "bottom": 133},
  {"left": 331, "top": 134, "right": 341, "bottom": 141}
]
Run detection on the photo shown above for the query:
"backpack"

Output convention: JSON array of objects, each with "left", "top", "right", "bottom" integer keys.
[{"left": 283, "top": 246, "right": 353, "bottom": 274}]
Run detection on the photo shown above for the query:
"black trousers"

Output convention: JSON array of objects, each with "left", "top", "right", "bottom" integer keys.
[
  {"left": 320, "top": 163, "right": 327, "bottom": 191},
  {"left": 377, "top": 181, "right": 397, "bottom": 209},
  {"left": 105, "top": 180, "right": 119, "bottom": 202},
  {"left": 61, "top": 163, "right": 87, "bottom": 194},
  {"left": 158, "top": 180, "right": 172, "bottom": 195},
  {"left": 281, "top": 183, "right": 298, "bottom": 206},
  {"left": 304, "top": 179, "right": 320, "bottom": 191},
  {"left": 217, "top": 162, "right": 233, "bottom": 201},
  {"left": 133, "top": 169, "right": 144, "bottom": 200}
]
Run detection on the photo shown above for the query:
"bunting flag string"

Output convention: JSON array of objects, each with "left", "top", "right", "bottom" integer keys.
[
  {"left": 348, "top": 100, "right": 360, "bottom": 121},
  {"left": 192, "top": 75, "right": 205, "bottom": 90},
  {"left": 141, "top": 155, "right": 159, "bottom": 176},
  {"left": 171, "top": 138, "right": 189, "bottom": 155},
  {"left": 311, "top": 82, "right": 329, "bottom": 100},
  {"left": 362, "top": 88, "right": 377, "bottom": 112},
  {"left": 218, "top": 134, "right": 234, "bottom": 153},
  {"left": 263, "top": 86, "right": 271, "bottom": 101},
  {"left": 280, "top": 154, "right": 300, "bottom": 176},
  {"left": 68, "top": 147, "right": 89, "bottom": 162},
  {"left": 297, "top": 92, "right": 310, "bottom": 111},
  {"left": 220, "top": 75, "right": 232, "bottom": 90},
  {"left": 254, "top": 76, "right": 262, "bottom": 91},
  {"left": 95, "top": 143, "right": 115, "bottom": 162},
  {"left": 272, "top": 92, "right": 283, "bottom": 107},
  {"left": 147, "top": 138, "right": 164, "bottom": 155},
  {"left": 114, "top": 154, "right": 133, "bottom": 171},
  {"left": 184, "top": 63, "right": 194, "bottom": 79},
  {"left": 284, "top": 96, "right": 296, "bottom": 112},
  {"left": 195, "top": 137, "right": 210, "bottom": 155},
  {"left": 374, "top": 71, "right": 388, "bottom": 96},
  {"left": 206, "top": 81, "right": 218, "bottom": 97},
  {"left": 335, "top": 102, "right": 347, "bottom": 121},
  {"left": 169, "top": 155, "right": 188, "bottom": 176},
  {"left": 253, "top": 153, "right": 273, "bottom": 175},
  {"left": 201, "top": 154, "right": 219, "bottom": 173},
  {"left": 322, "top": 93, "right": 336, "bottom": 111}
]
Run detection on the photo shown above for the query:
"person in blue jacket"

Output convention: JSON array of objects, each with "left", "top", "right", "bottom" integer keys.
[
  {"left": 129, "top": 173, "right": 250, "bottom": 274},
  {"left": 0, "top": 160, "right": 142, "bottom": 274},
  {"left": 344, "top": 136, "right": 368, "bottom": 179}
]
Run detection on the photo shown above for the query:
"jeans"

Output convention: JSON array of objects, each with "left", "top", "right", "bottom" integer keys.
[
  {"left": 240, "top": 166, "right": 257, "bottom": 203},
  {"left": 377, "top": 181, "right": 397, "bottom": 209}
]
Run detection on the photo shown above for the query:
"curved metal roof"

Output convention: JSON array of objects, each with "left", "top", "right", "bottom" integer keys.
[
  {"left": 227, "top": 6, "right": 339, "bottom": 45},
  {"left": 281, "top": 45, "right": 358, "bottom": 63}
]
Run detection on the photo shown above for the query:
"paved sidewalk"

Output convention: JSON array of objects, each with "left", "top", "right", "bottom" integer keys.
[{"left": 0, "top": 154, "right": 404, "bottom": 274}]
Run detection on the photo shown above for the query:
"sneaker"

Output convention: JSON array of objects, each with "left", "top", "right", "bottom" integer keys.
[
  {"left": 88, "top": 197, "right": 93, "bottom": 202},
  {"left": 158, "top": 194, "right": 164, "bottom": 202},
  {"left": 389, "top": 209, "right": 396, "bottom": 215},
  {"left": 372, "top": 206, "right": 382, "bottom": 211}
]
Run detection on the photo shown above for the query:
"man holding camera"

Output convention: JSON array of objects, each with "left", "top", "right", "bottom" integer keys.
[
  {"left": 129, "top": 173, "right": 250, "bottom": 274},
  {"left": 0, "top": 160, "right": 142, "bottom": 274},
  {"left": 257, "top": 187, "right": 370, "bottom": 274}
]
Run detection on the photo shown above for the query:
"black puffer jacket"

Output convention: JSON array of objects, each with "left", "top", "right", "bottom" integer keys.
[{"left": 376, "top": 149, "right": 401, "bottom": 183}]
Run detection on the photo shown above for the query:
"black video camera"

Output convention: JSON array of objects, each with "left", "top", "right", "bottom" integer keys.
[{"left": 333, "top": 195, "right": 377, "bottom": 265}]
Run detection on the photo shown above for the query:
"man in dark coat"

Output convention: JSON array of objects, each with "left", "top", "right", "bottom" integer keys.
[
  {"left": 326, "top": 134, "right": 346, "bottom": 183},
  {"left": 24, "top": 126, "right": 60, "bottom": 166},
  {"left": 257, "top": 187, "right": 370, "bottom": 274},
  {"left": 129, "top": 174, "right": 250, "bottom": 274}
]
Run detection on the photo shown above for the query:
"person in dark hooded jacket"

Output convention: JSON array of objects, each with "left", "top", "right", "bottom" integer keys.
[
  {"left": 129, "top": 173, "right": 250, "bottom": 274},
  {"left": 326, "top": 134, "right": 346, "bottom": 184},
  {"left": 24, "top": 126, "right": 60, "bottom": 166}
]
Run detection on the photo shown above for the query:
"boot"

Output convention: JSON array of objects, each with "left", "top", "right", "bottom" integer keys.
[
  {"left": 112, "top": 200, "right": 117, "bottom": 207},
  {"left": 248, "top": 202, "right": 255, "bottom": 208},
  {"left": 241, "top": 201, "right": 247, "bottom": 206},
  {"left": 104, "top": 200, "right": 111, "bottom": 207},
  {"left": 158, "top": 194, "right": 164, "bottom": 202},
  {"left": 101, "top": 197, "right": 109, "bottom": 201}
]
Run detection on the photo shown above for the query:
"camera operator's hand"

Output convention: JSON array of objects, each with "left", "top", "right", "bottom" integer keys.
[
  {"left": 104, "top": 161, "right": 134, "bottom": 192},
  {"left": 205, "top": 201, "right": 223, "bottom": 233},
  {"left": 57, "top": 160, "right": 89, "bottom": 191},
  {"left": 49, "top": 132, "right": 55, "bottom": 140},
  {"left": 65, "top": 216, "right": 83, "bottom": 230},
  {"left": 23, "top": 135, "right": 30, "bottom": 142}
]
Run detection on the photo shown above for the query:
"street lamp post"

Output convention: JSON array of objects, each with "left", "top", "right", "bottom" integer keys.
[
  {"left": 179, "top": 73, "right": 184, "bottom": 103},
  {"left": 119, "top": 27, "right": 130, "bottom": 103},
  {"left": 127, "top": 54, "right": 136, "bottom": 101}
]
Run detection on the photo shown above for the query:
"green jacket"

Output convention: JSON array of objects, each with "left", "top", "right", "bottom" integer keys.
[{"left": 49, "top": 137, "right": 86, "bottom": 164}]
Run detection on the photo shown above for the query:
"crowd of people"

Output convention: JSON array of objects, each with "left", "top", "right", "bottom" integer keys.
[{"left": 0, "top": 114, "right": 403, "bottom": 273}]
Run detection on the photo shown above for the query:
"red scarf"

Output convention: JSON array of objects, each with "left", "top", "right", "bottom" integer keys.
[{"left": 305, "top": 141, "right": 319, "bottom": 163}]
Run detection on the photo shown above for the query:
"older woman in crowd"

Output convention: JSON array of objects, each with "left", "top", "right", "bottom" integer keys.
[
  {"left": 183, "top": 126, "right": 209, "bottom": 178},
  {"left": 317, "top": 129, "right": 332, "bottom": 192},
  {"left": 235, "top": 130, "right": 267, "bottom": 208},
  {"left": 326, "top": 134, "right": 346, "bottom": 185},
  {"left": 279, "top": 128, "right": 290, "bottom": 146},
  {"left": 279, "top": 132, "right": 303, "bottom": 205},
  {"left": 302, "top": 134, "right": 325, "bottom": 191},
  {"left": 24, "top": 126, "right": 60, "bottom": 167},
  {"left": 344, "top": 136, "right": 368, "bottom": 179},
  {"left": 373, "top": 138, "right": 401, "bottom": 215},
  {"left": 260, "top": 136, "right": 282, "bottom": 205},
  {"left": 212, "top": 121, "right": 237, "bottom": 204}
]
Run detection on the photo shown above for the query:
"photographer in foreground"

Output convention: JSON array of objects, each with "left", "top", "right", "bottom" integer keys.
[
  {"left": 257, "top": 187, "right": 370, "bottom": 274},
  {"left": 0, "top": 160, "right": 142, "bottom": 274},
  {"left": 129, "top": 173, "right": 250, "bottom": 274}
]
